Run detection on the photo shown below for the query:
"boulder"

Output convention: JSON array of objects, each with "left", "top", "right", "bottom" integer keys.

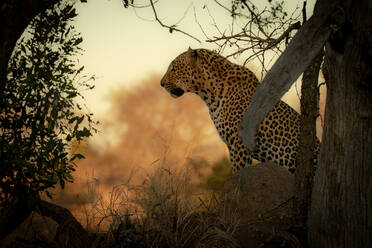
[{"left": 220, "top": 162, "right": 298, "bottom": 247}]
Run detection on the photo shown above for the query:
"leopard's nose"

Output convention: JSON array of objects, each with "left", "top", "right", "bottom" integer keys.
[{"left": 160, "top": 76, "right": 166, "bottom": 87}]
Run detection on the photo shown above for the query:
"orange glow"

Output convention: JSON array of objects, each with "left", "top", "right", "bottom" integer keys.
[{"left": 48, "top": 74, "right": 227, "bottom": 229}]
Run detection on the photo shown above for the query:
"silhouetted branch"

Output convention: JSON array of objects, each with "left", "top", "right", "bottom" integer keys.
[
  {"left": 202, "top": 1, "right": 302, "bottom": 73},
  {"left": 149, "top": 0, "right": 201, "bottom": 43}
]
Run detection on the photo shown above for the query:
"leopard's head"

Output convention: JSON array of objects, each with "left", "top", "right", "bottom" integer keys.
[{"left": 160, "top": 48, "right": 201, "bottom": 98}]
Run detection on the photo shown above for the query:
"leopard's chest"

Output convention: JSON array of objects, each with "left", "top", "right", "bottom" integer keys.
[
  {"left": 208, "top": 100, "right": 243, "bottom": 146},
  {"left": 203, "top": 86, "right": 252, "bottom": 146}
]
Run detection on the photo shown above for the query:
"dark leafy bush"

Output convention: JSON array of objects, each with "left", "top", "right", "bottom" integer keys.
[{"left": 0, "top": 0, "right": 96, "bottom": 202}]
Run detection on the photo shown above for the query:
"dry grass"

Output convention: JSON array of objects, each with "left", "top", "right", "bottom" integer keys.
[
  {"left": 80, "top": 164, "right": 241, "bottom": 248},
  {"left": 71, "top": 161, "right": 304, "bottom": 248},
  {"left": 2, "top": 162, "right": 304, "bottom": 248}
]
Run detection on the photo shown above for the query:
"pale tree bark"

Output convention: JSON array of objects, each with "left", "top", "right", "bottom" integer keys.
[{"left": 308, "top": 0, "right": 372, "bottom": 246}]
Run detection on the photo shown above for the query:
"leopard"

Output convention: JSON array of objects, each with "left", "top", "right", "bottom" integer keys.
[{"left": 160, "top": 48, "right": 318, "bottom": 174}]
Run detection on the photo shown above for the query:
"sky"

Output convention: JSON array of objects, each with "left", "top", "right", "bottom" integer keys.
[
  {"left": 74, "top": 0, "right": 226, "bottom": 115},
  {"left": 73, "top": 0, "right": 315, "bottom": 117}
]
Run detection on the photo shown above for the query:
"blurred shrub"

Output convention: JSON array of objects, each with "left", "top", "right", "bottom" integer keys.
[{"left": 188, "top": 156, "right": 230, "bottom": 192}]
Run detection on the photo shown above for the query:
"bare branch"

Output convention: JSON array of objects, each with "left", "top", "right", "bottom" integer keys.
[
  {"left": 302, "top": 0, "right": 307, "bottom": 23},
  {"left": 133, "top": 7, "right": 155, "bottom": 22},
  {"left": 149, "top": 0, "right": 201, "bottom": 43},
  {"left": 264, "top": 21, "right": 301, "bottom": 50},
  {"left": 203, "top": 1, "right": 304, "bottom": 73},
  {"left": 174, "top": 2, "right": 193, "bottom": 26},
  {"left": 193, "top": 6, "right": 209, "bottom": 40},
  {"left": 206, "top": 20, "right": 300, "bottom": 69},
  {"left": 126, "top": 0, "right": 159, "bottom": 9},
  {"left": 214, "top": 0, "right": 231, "bottom": 14},
  {"left": 241, "top": 1, "right": 270, "bottom": 39}
]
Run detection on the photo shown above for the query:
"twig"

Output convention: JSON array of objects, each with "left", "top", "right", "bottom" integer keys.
[
  {"left": 264, "top": 21, "right": 301, "bottom": 50},
  {"left": 302, "top": 0, "right": 307, "bottom": 24},
  {"left": 193, "top": 6, "right": 209, "bottom": 40},
  {"left": 213, "top": 0, "right": 232, "bottom": 14},
  {"left": 174, "top": 2, "right": 193, "bottom": 26},
  {"left": 149, "top": 0, "right": 201, "bottom": 43},
  {"left": 127, "top": 0, "right": 159, "bottom": 9},
  {"left": 241, "top": 1, "right": 270, "bottom": 39}
]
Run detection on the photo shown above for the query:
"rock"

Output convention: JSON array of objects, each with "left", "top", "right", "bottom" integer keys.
[
  {"left": 220, "top": 162, "right": 297, "bottom": 248},
  {"left": 0, "top": 211, "right": 58, "bottom": 248}
]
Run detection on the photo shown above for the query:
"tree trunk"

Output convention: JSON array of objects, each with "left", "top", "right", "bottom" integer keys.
[
  {"left": 0, "top": 190, "right": 39, "bottom": 240},
  {"left": 0, "top": 193, "right": 93, "bottom": 247},
  {"left": 293, "top": 50, "right": 323, "bottom": 227},
  {"left": 37, "top": 200, "right": 94, "bottom": 248},
  {"left": 308, "top": 0, "right": 372, "bottom": 246}
]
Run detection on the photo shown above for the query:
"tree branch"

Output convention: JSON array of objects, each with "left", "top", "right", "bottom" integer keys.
[
  {"left": 149, "top": 0, "right": 201, "bottom": 43},
  {"left": 205, "top": 2, "right": 302, "bottom": 71},
  {"left": 293, "top": 49, "right": 323, "bottom": 228},
  {"left": 239, "top": 3, "right": 337, "bottom": 150},
  {"left": 264, "top": 21, "right": 301, "bottom": 50}
]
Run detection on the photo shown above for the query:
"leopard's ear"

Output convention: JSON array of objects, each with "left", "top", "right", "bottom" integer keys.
[{"left": 187, "top": 47, "right": 198, "bottom": 60}]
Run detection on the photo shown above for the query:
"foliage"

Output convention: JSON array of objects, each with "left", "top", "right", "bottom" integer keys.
[
  {"left": 231, "top": 0, "right": 289, "bottom": 20},
  {"left": 188, "top": 157, "right": 230, "bottom": 192},
  {"left": 204, "top": 157, "right": 230, "bottom": 191},
  {"left": 0, "top": 0, "right": 96, "bottom": 202}
]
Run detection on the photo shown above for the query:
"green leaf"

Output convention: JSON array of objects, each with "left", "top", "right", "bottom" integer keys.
[
  {"left": 74, "top": 37, "right": 83, "bottom": 46},
  {"left": 76, "top": 115, "right": 84, "bottom": 125},
  {"left": 71, "top": 153, "right": 85, "bottom": 161},
  {"left": 60, "top": 179, "right": 65, "bottom": 189},
  {"left": 65, "top": 173, "right": 74, "bottom": 181},
  {"left": 67, "top": 91, "right": 78, "bottom": 98},
  {"left": 45, "top": 191, "right": 53, "bottom": 199},
  {"left": 49, "top": 174, "right": 58, "bottom": 184}
]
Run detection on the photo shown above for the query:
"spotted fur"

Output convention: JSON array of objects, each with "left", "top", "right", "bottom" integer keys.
[{"left": 161, "top": 48, "right": 318, "bottom": 173}]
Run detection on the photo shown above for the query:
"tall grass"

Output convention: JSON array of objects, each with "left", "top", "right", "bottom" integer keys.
[{"left": 81, "top": 163, "right": 241, "bottom": 248}]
